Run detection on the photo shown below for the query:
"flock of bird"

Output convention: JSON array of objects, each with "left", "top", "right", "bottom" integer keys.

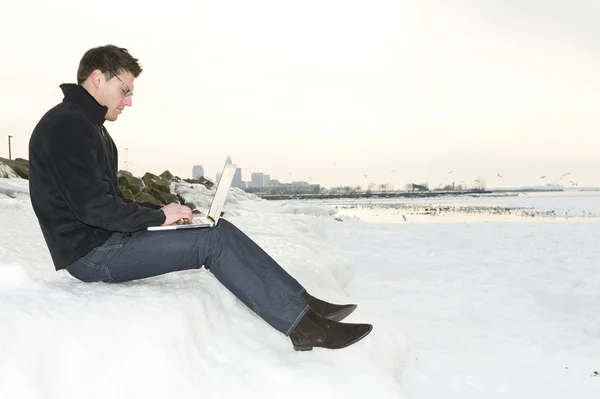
[
  {"left": 496, "top": 171, "right": 578, "bottom": 186},
  {"left": 285, "top": 166, "right": 580, "bottom": 188}
]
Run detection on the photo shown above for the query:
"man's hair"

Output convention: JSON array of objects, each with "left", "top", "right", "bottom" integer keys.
[{"left": 77, "top": 45, "right": 143, "bottom": 84}]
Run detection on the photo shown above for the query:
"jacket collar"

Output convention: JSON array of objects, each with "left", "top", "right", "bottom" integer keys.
[{"left": 60, "top": 83, "right": 108, "bottom": 126}]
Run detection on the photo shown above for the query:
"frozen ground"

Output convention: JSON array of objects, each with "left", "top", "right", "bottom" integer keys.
[{"left": 1, "top": 177, "right": 598, "bottom": 399}]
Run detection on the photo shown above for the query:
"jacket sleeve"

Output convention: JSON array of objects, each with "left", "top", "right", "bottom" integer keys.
[
  {"left": 42, "top": 117, "right": 166, "bottom": 231},
  {"left": 117, "top": 189, "right": 163, "bottom": 210}
]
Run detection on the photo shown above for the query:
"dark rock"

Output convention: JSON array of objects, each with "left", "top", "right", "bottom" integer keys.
[
  {"left": 183, "top": 177, "right": 214, "bottom": 189},
  {"left": 159, "top": 170, "right": 179, "bottom": 181},
  {"left": 0, "top": 157, "right": 29, "bottom": 179},
  {"left": 141, "top": 172, "right": 180, "bottom": 205},
  {"left": 118, "top": 171, "right": 145, "bottom": 195},
  {"left": 142, "top": 172, "right": 171, "bottom": 193},
  {"left": 134, "top": 192, "right": 162, "bottom": 205},
  {"left": 121, "top": 188, "right": 134, "bottom": 200},
  {"left": 157, "top": 192, "right": 180, "bottom": 205}
]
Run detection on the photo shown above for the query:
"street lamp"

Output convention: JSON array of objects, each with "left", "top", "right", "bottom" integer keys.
[{"left": 8, "top": 135, "right": 13, "bottom": 160}]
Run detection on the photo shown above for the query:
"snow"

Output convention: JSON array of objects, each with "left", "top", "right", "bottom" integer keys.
[{"left": 1, "top": 176, "right": 599, "bottom": 399}]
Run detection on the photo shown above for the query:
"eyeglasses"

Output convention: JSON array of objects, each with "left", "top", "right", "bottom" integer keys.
[{"left": 114, "top": 75, "right": 134, "bottom": 97}]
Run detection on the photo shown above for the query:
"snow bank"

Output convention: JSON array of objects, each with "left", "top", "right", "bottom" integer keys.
[{"left": 0, "top": 178, "right": 404, "bottom": 399}]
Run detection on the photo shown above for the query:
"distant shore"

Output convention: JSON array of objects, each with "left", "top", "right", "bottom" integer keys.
[
  {"left": 257, "top": 190, "right": 490, "bottom": 201},
  {"left": 255, "top": 188, "right": 572, "bottom": 201}
]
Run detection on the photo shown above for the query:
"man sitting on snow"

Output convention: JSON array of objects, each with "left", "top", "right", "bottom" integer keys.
[{"left": 27, "top": 44, "right": 372, "bottom": 351}]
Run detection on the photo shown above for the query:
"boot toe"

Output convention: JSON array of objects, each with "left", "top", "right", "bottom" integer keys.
[{"left": 333, "top": 323, "right": 373, "bottom": 350}]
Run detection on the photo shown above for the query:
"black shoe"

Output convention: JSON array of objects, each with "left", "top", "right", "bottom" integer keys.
[
  {"left": 290, "top": 309, "right": 373, "bottom": 351},
  {"left": 302, "top": 291, "right": 357, "bottom": 322}
]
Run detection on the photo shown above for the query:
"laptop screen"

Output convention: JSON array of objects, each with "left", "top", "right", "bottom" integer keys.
[{"left": 207, "top": 164, "right": 237, "bottom": 223}]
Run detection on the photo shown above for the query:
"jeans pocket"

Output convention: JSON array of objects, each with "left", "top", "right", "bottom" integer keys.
[
  {"left": 67, "top": 233, "right": 131, "bottom": 282},
  {"left": 67, "top": 259, "right": 112, "bottom": 282}
]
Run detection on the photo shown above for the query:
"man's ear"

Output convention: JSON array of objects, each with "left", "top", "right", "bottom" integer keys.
[{"left": 89, "top": 69, "right": 106, "bottom": 89}]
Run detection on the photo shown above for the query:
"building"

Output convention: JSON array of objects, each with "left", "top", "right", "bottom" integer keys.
[
  {"left": 225, "top": 155, "right": 243, "bottom": 188},
  {"left": 232, "top": 168, "right": 243, "bottom": 188},
  {"left": 251, "top": 172, "right": 265, "bottom": 188},
  {"left": 192, "top": 165, "right": 204, "bottom": 180}
]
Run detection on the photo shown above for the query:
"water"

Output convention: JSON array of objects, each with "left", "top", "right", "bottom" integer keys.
[{"left": 304, "top": 191, "right": 600, "bottom": 224}]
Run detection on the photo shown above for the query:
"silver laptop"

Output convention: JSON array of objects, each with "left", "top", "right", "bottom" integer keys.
[{"left": 147, "top": 163, "right": 237, "bottom": 231}]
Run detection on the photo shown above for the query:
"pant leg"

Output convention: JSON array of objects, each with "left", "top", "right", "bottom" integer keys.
[
  {"left": 67, "top": 219, "right": 309, "bottom": 335},
  {"left": 206, "top": 220, "right": 309, "bottom": 335}
]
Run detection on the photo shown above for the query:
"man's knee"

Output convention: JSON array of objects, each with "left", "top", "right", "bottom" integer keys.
[{"left": 216, "top": 218, "right": 234, "bottom": 232}]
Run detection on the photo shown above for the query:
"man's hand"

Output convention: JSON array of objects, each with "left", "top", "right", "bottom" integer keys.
[{"left": 160, "top": 203, "right": 193, "bottom": 226}]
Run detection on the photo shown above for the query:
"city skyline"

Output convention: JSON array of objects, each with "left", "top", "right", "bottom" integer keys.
[{"left": 0, "top": 0, "right": 598, "bottom": 189}]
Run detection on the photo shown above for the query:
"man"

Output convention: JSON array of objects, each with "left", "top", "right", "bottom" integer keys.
[{"left": 28, "top": 45, "right": 372, "bottom": 351}]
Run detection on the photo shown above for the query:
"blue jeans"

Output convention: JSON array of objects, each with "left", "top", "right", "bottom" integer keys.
[{"left": 67, "top": 219, "right": 310, "bottom": 335}]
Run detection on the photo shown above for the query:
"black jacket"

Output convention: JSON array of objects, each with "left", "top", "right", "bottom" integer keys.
[{"left": 29, "top": 84, "right": 166, "bottom": 270}]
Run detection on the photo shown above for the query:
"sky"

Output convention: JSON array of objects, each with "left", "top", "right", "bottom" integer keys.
[
  {"left": 0, "top": 0, "right": 598, "bottom": 189},
  {"left": 2, "top": 177, "right": 599, "bottom": 398}
]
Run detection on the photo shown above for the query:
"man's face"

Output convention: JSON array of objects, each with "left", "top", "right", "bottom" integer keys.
[{"left": 98, "top": 72, "right": 134, "bottom": 121}]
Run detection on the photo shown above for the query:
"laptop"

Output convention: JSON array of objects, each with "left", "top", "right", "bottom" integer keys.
[{"left": 147, "top": 163, "right": 237, "bottom": 231}]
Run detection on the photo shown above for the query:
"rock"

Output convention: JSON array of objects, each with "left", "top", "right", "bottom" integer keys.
[
  {"left": 0, "top": 165, "right": 16, "bottom": 178},
  {"left": 0, "top": 157, "right": 200, "bottom": 210},
  {"left": 159, "top": 170, "right": 177, "bottom": 181},
  {"left": 183, "top": 177, "right": 214, "bottom": 189},
  {"left": 0, "top": 157, "right": 29, "bottom": 179},
  {"left": 142, "top": 172, "right": 179, "bottom": 205},
  {"left": 121, "top": 188, "right": 134, "bottom": 200},
  {"left": 142, "top": 172, "right": 171, "bottom": 193},
  {"left": 134, "top": 192, "right": 162, "bottom": 206},
  {"left": 156, "top": 192, "right": 180, "bottom": 205},
  {"left": 118, "top": 171, "right": 145, "bottom": 195}
]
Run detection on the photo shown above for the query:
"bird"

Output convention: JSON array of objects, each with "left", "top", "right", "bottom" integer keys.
[
  {"left": 390, "top": 169, "right": 396, "bottom": 173},
  {"left": 540, "top": 176, "right": 546, "bottom": 179},
  {"left": 448, "top": 170, "right": 454, "bottom": 174},
  {"left": 497, "top": 173, "right": 503, "bottom": 178},
  {"left": 402, "top": 215, "right": 407, "bottom": 222},
  {"left": 560, "top": 173, "right": 571, "bottom": 180},
  {"left": 363, "top": 174, "right": 368, "bottom": 178},
  {"left": 569, "top": 180, "right": 578, "bottom": 186}
]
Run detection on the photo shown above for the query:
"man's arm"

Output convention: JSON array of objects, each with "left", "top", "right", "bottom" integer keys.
[
  {"left": 117, "top": 190, "right": 163, "bottom": 210},
  {"left": 42, "top": 118, "right": 165, "bottom": 231}
]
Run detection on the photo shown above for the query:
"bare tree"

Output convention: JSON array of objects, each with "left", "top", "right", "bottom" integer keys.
[{"left": 473, "top": 177, "right": 487, "bottom": 190}]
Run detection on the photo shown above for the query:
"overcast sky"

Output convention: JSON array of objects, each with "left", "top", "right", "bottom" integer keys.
[{"left": 0, "top": 0, "right": 598, "bottom": 188}]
